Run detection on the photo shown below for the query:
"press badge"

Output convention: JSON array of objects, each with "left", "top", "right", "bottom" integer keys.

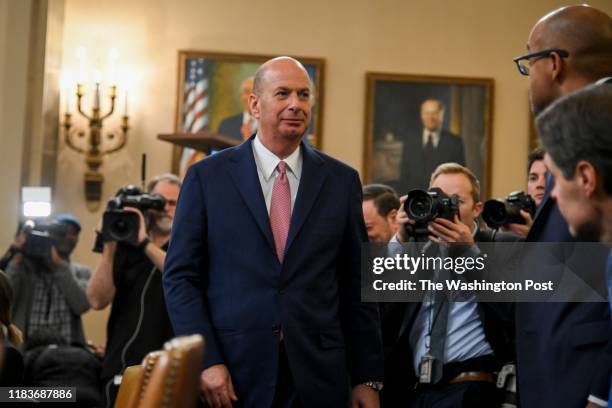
[{"left": 419, "top": 353, "right": 435, "bottom": 383}]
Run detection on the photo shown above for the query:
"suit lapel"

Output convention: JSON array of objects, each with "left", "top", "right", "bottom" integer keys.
[
  {"left": 227, "top": 138, "right": 276, "bottom": 255},
  {"left": 284, "top": 142, "right": 327, "bottom": 256}
]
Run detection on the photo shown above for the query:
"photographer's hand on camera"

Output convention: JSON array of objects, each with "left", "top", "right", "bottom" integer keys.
[
  {"left": 89, "top": 203, "right": 171, "bottom": 310},
  {"left": 122, "top": 207, "right": 149, "bottom": 247},
  {"left": 48, "top": 245, "right": 68, "bottom": 268},
  {"left": 428, "top": 213, "right": 474, "bottom": 245},
  {"left": 10, "top": 232, "right": 26, "bottom": 264},
  {"left": 501, "top": 209, "right": 533, "bottom": 238},
  {"left": 122, "top": 206, "right": 169, "bottom": 273},
  {"left": 395, "top": 195, "right": 413, "bottom": 243}
]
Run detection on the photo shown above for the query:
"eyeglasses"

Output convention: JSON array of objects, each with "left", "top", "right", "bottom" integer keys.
[{"left": 513, "top": 49, "right": 569, "bottom": 76}]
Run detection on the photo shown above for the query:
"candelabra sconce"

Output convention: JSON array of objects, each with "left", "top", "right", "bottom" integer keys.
[{"left": 62, "top": 83, "right": 129, "bottom": 211}]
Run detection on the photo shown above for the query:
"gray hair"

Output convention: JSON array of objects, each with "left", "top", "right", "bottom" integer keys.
[{"left": 147, "top": 173, "right": 182, "bottom": 193}]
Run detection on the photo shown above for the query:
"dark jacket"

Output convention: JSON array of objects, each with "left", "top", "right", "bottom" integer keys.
[
  {"left": 515, "top": 176, "right": 611, "bottom": 407},
  {"left": 382, "top": 228, "right": 520, "bottom": 407},
  {"left": 163, "top": 137, "right": 384, "bottom": 407}
]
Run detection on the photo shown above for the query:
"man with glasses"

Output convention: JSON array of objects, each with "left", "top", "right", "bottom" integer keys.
[
  {"left": 513, "top": 5, "right": 612, "bottom": 408},
  {"left": 88, "top": 174, "right": 180, "bottom": 407},
  {"left": 513, "top": 6, "right": 612, "bottom": 114}
]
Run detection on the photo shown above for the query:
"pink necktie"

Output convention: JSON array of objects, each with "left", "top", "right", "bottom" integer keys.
[{"left": 270, "top": 161, "right": 291, "bottom": 262}]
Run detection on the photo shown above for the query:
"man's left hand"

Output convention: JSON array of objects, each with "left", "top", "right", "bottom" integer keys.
[
  {"left": 501, "top": 209, "right": 533, "bottom": 238},
  {"left": 49, "top": 246, "right": 65, "bottom": 268},
  {"left": 428, "top": 214, "right": 474, "bottom": 244},
  {"left": 350, "top": 384, "right": 380, "bottom": 408}
]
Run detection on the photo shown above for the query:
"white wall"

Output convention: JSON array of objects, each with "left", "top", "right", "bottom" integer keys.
[{"left": 0, "top": 0, "right": 33, "bottom": 245}]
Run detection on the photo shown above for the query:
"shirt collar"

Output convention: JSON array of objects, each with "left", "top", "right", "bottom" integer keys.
[
  {"left": 253, "top": 134, "right": 301, "bottom": 181},
  {"left": 595, "top": 77, "right": 612, "bottom": 85},
  {"left": 422, "top": 128, "right": 440, "bottom": 147}
]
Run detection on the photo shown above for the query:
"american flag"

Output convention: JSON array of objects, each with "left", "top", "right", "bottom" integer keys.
[{"left": 179, "top": 58, "right": 209, "bottom": 174}]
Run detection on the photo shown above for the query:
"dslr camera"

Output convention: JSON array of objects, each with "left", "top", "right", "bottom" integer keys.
[
  {"left": 101, "top": 186, "right": 166, "bottom": 244},
  {"left": 403, "top": 187, "right": 460, "bottom": 241},
  {"left": 20, "top": 219, "right": 68, "bottom": 259},
  {"left": 482, "top": 191, "right": 536, "bottom": 229}
]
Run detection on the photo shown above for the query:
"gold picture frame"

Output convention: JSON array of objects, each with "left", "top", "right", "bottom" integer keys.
[
  {"left": 172, "top": 51, "right": 325, "bottom": 174},
  {"left": 363, "top": 72, "right": 494, "bottom": 198}
]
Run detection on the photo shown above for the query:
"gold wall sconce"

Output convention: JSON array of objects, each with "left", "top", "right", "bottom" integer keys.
[{"left": 61, "top": 48, "right": 130, "bottom": 211}]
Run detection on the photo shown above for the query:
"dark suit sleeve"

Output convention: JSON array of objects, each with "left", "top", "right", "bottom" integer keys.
[
  {"left": 588, "top": 309, "right": 611, "bottom": 401},
  {"left": 339, "top": 171, "right": 384, "bottom": 385},
  {"left": 590, "top": 355, "right": 611, "bottom": 402},
  {"left": 163, "top": 166, "right": 224, "bottom": 368}
]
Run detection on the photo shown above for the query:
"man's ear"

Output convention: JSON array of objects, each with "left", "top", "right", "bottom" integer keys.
[
  {"left": 575, "top": 160, "right": 598, "bottom": 198},
  {"left": 249, "top": 94, "right": 260, "bottom": 119},
  {"left": 387, "top": 209, "right": 398, "bottom": 226},
  {"left": 473, "top": 201, "right": 483, "bottom": 219},
  {"left": 550, "top": 52, "right": 565, "bottom": 82}
]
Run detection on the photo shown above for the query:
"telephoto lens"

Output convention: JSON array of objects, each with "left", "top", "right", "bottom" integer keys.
[{"left": 482, "top": 191, "right": 536, "bottom": 228}]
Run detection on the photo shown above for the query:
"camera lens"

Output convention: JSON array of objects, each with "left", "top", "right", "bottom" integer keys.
[
  {"left": 111, "top": 219, "right": 131, "bottom": 240},
  {"left": 407, "top": 195, "right": 433, "bottom": 220},
  {"left": 483, "top": 200, "right": 507, "bottom": 228}
]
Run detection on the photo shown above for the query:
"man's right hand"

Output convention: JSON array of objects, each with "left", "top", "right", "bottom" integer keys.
[
  {"left": 395, "top": 195, "right": 413, "bottom": 243},
  {"left": 201, "top": 364, "right": 238, "bottom": 408},
  {"left": 123, "top": 207, "right": 148, "bottom": 246},
  {"left": 13, "top": 231, "right": 26, "bottom": 248},
  {"left": 9, "top": 232, "right": 27, "bottom": 264}
]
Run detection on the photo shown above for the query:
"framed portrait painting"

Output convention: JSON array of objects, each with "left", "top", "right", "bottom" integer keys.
[
  {"left": 173, "top": 50, "right": 325, "bottom": 175},
  {"left": 363, "top": 73, "right": 494, "bottom": 198}
]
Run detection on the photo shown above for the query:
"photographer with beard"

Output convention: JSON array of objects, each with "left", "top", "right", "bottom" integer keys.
[{"left": 88, "top": 173, "right": 180, "bottom": 407}]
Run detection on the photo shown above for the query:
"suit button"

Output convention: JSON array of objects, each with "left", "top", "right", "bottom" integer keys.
[
  {"left": 272, "top": 325, "right": 280, "bottom": 334},
  {"left": 278, "top": 287, "right": 285, "bottom": 295}
]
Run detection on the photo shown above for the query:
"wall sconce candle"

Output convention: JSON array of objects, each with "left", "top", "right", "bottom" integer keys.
[{"left": 62, "top": 48, "right": 130, "bottom": 211}]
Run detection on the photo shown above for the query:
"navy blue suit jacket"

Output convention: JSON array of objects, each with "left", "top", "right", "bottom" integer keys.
[
  {"left": 515, "top": 176, "right": 611, "bottom": 407},
  {"left": 163, "top": 137, "right": 384, "bottom": 407}
]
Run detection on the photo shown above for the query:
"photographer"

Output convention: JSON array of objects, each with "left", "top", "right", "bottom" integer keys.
[
  {"left": 88, "top": 173, "right": 180, "bottom": 407},
  {"left": 383, "top": 163, "right": 518, "bottom": 408},
  {"left": 502, "top": 148, "right": 547, "bottom": 237},
  {"left": 5, "top": 214, "right": 91, "bottom": 346}
]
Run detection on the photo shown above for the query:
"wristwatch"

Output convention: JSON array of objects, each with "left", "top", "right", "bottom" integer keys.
[
  {"left": 137, "top": 237, "right": 151, "bottom": 251},
  {"left": 363, "top": 381, "right": 383, "bottom": 391}
]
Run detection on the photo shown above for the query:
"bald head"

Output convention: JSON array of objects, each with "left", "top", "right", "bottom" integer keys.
[
  {"left": 529, "top": 5, "right": 612, "bottom": 80},
  {"left": 248, "top": 56, "right": 313, "bottom": 158},
  {"left": 253, "top": 56, "right": 313, "bottom": 97}
]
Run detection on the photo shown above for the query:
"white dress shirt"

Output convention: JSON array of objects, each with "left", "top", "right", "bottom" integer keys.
[
  {"left": 252, "top": 134, "right": 302, "bottom": 213},
  {"left": 422, "top": 129, "right": 441, "bottom": 149}
]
